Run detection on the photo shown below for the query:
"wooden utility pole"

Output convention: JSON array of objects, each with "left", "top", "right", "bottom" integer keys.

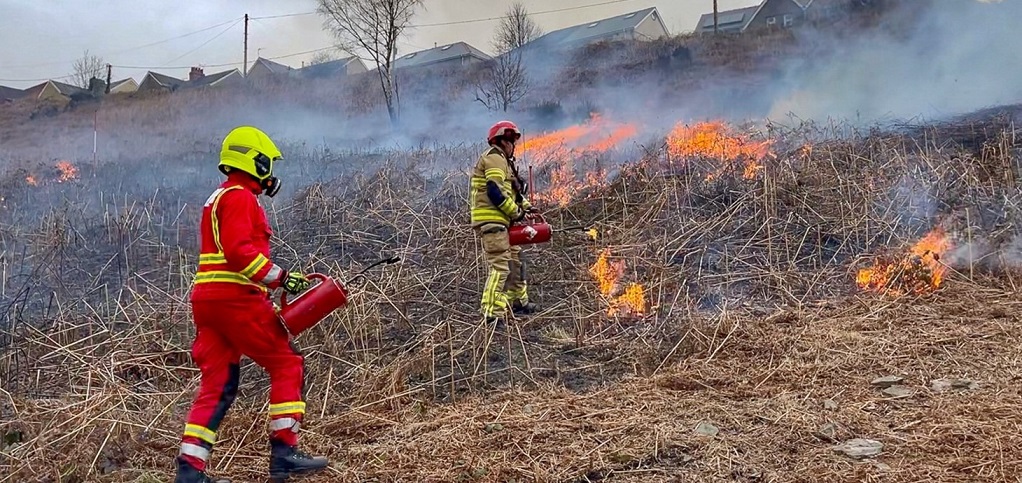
[
  {"left": 105, "top": 64, "right": 112, "bottom": 93},
  {"left": 713, "top": 0, "right": 719, "bottom": 33},
  {"left": 243, "top": 14, "right": 249, "bottom": 76}
]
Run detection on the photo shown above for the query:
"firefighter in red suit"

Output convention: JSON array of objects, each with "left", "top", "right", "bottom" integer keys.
[{"left": 174, "top": 126, "right": 328, "bottom": 483}]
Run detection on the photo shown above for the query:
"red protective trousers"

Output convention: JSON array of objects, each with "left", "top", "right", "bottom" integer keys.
[{"left": 178, "top": 173, "right": 305, "bottom": 471}]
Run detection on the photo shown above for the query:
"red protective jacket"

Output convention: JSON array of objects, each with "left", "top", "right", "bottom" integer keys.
[{"left": 190, "top": 171, "right": 285, "bottom": 301}]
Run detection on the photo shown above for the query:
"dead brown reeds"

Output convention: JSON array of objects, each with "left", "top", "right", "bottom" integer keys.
[{"left": 2, "top": 115, "right": 1022, "bottom": 482}]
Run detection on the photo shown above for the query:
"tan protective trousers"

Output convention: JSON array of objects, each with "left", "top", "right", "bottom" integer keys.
[{"left": 477, "top": 223, "right": 528, "bottom": 319}]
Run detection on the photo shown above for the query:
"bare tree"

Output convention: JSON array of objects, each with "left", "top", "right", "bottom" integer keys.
[
  {"left": 475, "top": 51, "right": 529, "bottom": 112},
  {"left": 493, "top": 2, "right": 542, "bottom": 54},
  {"left": 316, "top": 0, "right": 423, "bottom": 126},
  {"left": 476, "top": 3, "right": 536, "bottom": 112},
  {"left": 308, "top": 50, "right": 338, "bottom": 66},
  {"left": 70, "top": 50, "right": 105, "bottom": 89}
]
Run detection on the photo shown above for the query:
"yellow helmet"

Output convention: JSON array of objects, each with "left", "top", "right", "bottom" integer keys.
[{"left": 218, "top": 126, "right": 284, "bottom": 196}]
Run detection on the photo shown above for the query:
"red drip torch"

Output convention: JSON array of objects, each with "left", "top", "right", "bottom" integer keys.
[{"left": 276, "top": 256, "right": 400, "bottom": 337}]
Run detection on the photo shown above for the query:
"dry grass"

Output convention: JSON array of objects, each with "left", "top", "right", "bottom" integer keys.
[{"left": 1, "top": 106, "right": 1022, "bottom": 482}]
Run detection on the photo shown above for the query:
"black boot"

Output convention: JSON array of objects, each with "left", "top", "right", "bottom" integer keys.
[
  {"left": 512, "top": 300, "right": 538, "bottom": 315},
  {"left": 174, "top": 456, "right": 231, "bottom": 483},
  {"left": 269, "top": 440, "right": 329, "bottom": 481},
  {"left": 485, "top": 316, "right": 506, "bottom": 331}
]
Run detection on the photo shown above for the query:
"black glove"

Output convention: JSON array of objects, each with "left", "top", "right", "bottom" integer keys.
[
  {"left": 512, "top": 207, "right": 527, "bottom": 222},
  {"left": 280, "top": 271, "right": 311, "bottom": 295},
  {"left": 525, "top": 206, "right": 540, "bottom": 214}
]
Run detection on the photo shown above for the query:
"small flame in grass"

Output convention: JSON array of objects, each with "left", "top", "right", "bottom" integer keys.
[
  {"left": 586, "top": 227, "right": 599, "bottom": 240},
  {"left": 856, "top": 227, "right": 953, "bottom": 296},
  {"left": 798, "top": 143, "right": 813, "bottom": 159},
  {"left": 589, "top": 249, "right": 646, "bottom": 317},
  {"left": 56, "top": 161, "right": 78, "bottom": 182},
  {"left": 666, "top": 121, "right": 773, "bottom": 181},
  {"left": 610, "top": 283, "right": 646, "bottom": 317},
  {"left": 25, "top": 175, "right": 38, "bottom": 186}
]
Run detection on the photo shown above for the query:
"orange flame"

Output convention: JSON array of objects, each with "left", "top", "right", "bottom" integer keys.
[
  {"left": 856, "top": 227, "right": 952, "bottom": 296},
  {"left": 25, "top": 175, "right": 38, "bottom": 186},
  {"left": 520, "top": 113, "right": 637, "bottom": 207},
  {"left": 589, "top": 249, "right": 646, "bottom": 317},
  {"left": 56, "top": 161, "right": 78, "bottom": 182},
  {"left": 666, "top": 121, "right": 772, "bottom": 181}
]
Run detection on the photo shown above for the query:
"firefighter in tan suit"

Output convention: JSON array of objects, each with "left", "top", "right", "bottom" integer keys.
[{"left": 469, "top": 121, "right": 539, "bottom": 326}]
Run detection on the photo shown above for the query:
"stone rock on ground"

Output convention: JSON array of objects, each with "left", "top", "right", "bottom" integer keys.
[
  {"left": 870, "top": 375, "right": 904, "bottom": 388},
  {"left": 831, "top": 438, "right": 884, "bottom": 459},
  {"left": 930, "top": 378, "right": 980, "bottom": 392},
  {"left": 881, "top": 385, "right": 913, "bottom": 398}
]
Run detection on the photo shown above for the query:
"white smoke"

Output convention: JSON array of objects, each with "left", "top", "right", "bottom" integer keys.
[{"left": 765, "top": 0, "right": 1022, "bottom": 125}]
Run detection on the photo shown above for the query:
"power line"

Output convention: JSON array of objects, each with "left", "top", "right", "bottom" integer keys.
[
  {"left": 250, "top": 12, "right": 317, "bottom": 20},
  {"left": 414, "top": 0, "right": 642, "bottom": 27},
  {"left": 163, "top": 18, "right": 243, "bottom": 67},
  {"left": 250, "top": 0, "right": 642, "bottom": 28},
  {"left": 1, "top": 17, "right": 244, "bottom": 69},
  {"left": 0, "top": 73, "right": 78, "bottom": 83}
]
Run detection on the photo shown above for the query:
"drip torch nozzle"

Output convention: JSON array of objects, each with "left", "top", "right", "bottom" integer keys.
[{"left": 346, "top": 255, "right": 403, "bottom": 285}]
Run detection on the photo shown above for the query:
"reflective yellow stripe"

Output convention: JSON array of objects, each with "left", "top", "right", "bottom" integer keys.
[
  {"left": 471, "top": 207, "right": 511, "bottom": 224},
  {"left": 210, "top": 185, "right": 243, "bottom": 254},
  {"left": 184, "top": 424, "right": 217, "bottom": 444},
  {"left": 471, "top": 177, "right": 513, "bottom": 190},
  {"left": 198, "top": 253, "right": 228, "bottom": 265},
  {"left": 498, "top": 197, "right": 519, "bottom": 216},
  {"left": 193, "top": 271, "right": 269, "bottom": 292},
  {"left": 484, "top": 168, "right": 505, "bottom": 181},
  {"left": 240, "top": 254, "right": 269, "bottom": 279},
  {"left": 268, "top": 401, "right": 306, "bottom": 416}
]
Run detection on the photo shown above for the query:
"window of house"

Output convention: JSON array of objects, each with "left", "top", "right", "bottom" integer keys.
[
  {"left": 588, "top": 22, "right": 599, "bottom": 28},
  {"left": 624, "top": 12, "right": 636, "bottom": 18},
  {"left": 441, "top": 45, "right": 452, "bottom": 50},
  {"left": 783, "top": 14, "right": 794, "bottom": 27},
  {"left": 766, "top": 16, "right": 776, "bottom": 25}
]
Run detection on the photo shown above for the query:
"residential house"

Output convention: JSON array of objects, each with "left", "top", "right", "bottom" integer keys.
[
  {"left": 109, "top": 78, "right": 139, "bottom": 94},
  {"left": 521, "top": 7, "right": 670, "bottom": 53},
  {"left": 247, "top": 57, "right": 294, "bottom": 81},
  {"left": 183, "top": 67, "right": 244, "bottom": 89},
  {"left": 294, "top": 56, "right": 368, "bottom": 79},
  {"left": 744, "top": 0, "right": 806, "bottom": 30},
  {"left": 695, "top": 0, "right": 808, "bottom": 34},
  {"left": 22, "top": 80, "right": 90, "bottom": 102},
  {"left": 0, "top": 85, "right": 26, "bottom": 103},
  {"left": 801, "top": 0, "right": 879, "bottom": 21},
  {"left": 138, "top": 71, "right": 186, "bottom": 92},
  {"left": 85, "top": 77, "right": 140, "bottom": 95},
  {"left": 393, "top": 42, "right": 490, "bottom": 70},
  {"left": 695, "top": 6, "right": 761, "bottom": 34}
]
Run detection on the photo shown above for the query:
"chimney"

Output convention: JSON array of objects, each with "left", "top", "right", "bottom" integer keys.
[
  {"left": 189, "top": 67, "right": 205, "bottom": 81},
  {"left": 88, "top": 77, "right": 107, "bottom": 96}
]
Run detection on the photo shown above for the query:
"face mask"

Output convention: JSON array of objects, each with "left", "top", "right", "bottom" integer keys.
[
  {"left": 262, "top": 176, "right": 281, "bottom": 197},
  {"left": 253, "top": 153, "right": 281, "bottom": 197}
]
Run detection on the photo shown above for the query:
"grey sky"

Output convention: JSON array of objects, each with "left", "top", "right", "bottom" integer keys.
[{"left": 0, "top": 0, "right": 759, "bottom": 89}]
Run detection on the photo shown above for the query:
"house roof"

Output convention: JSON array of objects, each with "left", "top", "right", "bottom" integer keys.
[
  {"left": 0, "top": 85, "right": 26, "bottom": 100},
  {"left": 695, "top": 5, "right": 761, "bottom": 32},
  {"left": 252, "top": 57, "right": 293, "bottom": 74},
  {"left": 48, "top": 80, "right": 89, "bottom": 96},
  {"left": 109, "top": 78, "right": 137, "bottom": 90},
  {"left": 144, "top": 71, "right": 186, "bottom": 88},
  {"left": 394, "top": 42, "right": 491, "bottom": 69},
  {"left": 295, "top": 56, "right": 361, "bottom": 78},
  {"left": 187, "top": 68, "right": 241, "bottom": 88},
  {"left": 523, "top": 7, "right": 666, "bottom": 51},
  {"left": 797, "top": 0, "right": 854, "bottom": 9}
]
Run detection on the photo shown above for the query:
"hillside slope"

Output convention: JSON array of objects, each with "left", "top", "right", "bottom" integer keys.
[{"left": 3, "top": 2, "right": 1022, "bottom": 482}]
